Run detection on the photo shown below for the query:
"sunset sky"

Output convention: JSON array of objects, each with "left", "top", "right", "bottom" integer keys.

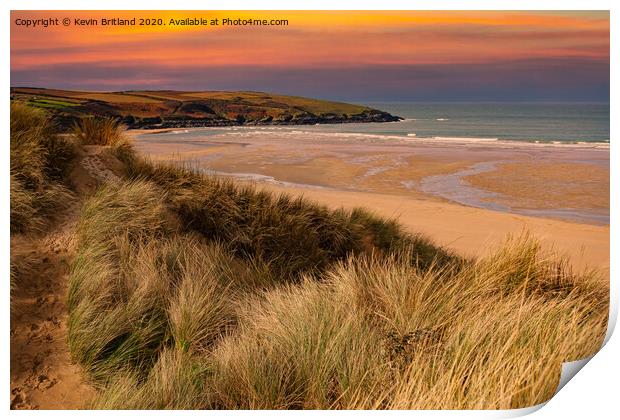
[{"left": 10, "top": 10, "right": 610, "bottom": 102}]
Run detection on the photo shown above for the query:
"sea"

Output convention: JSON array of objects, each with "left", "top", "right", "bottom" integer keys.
[
  {"left": 143, "top": 102, "right": 610, "bottom": 145},
  {"left": 306, "top": 102, "right": 610, "bottom": 144}
]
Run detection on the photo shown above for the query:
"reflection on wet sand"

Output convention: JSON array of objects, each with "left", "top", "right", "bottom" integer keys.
[{"left": 131, "top": 128, "right": 609, "bottom": 225}]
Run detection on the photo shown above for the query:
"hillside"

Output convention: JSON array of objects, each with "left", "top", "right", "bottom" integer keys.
[{"left": 10, "top": 87, "right": 401, "bottom": 129}]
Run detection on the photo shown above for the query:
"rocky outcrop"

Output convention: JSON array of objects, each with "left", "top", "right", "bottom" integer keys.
[{"left": 126, "top": 109, "right": 401, "bottom": 129}]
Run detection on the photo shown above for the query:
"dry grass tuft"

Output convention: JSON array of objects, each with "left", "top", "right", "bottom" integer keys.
[
  {"left": 68, "top": 180, "right": 264, "bottom": 384},
  {"left": 207, "top": 238, "right": 607, "bottom": 409},
  {"left": 90, "top": 348, "right": 211, "bottom": 409},
  {"left": 73, "top": 116, "right": 130, "bottom": 147},
  {"left": 209, "top": 279, "right": 386, "bottom": 409},
  {"left": 10, "top": 102, "right": 76, "bottom": 233}
]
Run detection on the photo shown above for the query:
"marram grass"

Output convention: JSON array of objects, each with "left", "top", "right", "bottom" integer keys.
[
  {"left": 69, "top": 156, "right": 607, "bottom": 409},
  {"left": 10, "top": 102, "right": 76, "bottom": 233}
]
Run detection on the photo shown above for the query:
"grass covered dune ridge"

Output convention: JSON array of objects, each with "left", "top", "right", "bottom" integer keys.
[{"left": 10, "top": 104, "right": 609, "bottom": 409}]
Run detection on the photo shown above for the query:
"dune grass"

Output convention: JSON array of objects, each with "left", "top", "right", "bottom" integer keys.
[
  {"left": 10, "top": 102, "right": 75, "bottom": 233},
  {"left": 205, "top": 237, "right": 607, "bottom": 409},
  {"left": 88, "top": 348, "right": 211, "bottom": 409},
  {"left": 77, "top": 207, "right": 607, "bottom": 409},
  {"left": 72, "top": 115, "right": 130, "bottom": 147},
  {"left": 116, "top": 153, "right": 459, "bottom": 280},
  {"left": 68, "top": 180, "right": 269, "bottom": 383}
]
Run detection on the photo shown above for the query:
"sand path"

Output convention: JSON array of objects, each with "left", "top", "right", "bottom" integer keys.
[{"left": 10, "top": 147, "right": 121, "bottom": 409}]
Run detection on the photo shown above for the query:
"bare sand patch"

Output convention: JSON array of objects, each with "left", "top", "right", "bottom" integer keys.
[
  {"left": 10, "top": 146, "right": 128, "bottom": 409},
  {"left": 10, "top": 219, "right": 96, "bottom": 409}
]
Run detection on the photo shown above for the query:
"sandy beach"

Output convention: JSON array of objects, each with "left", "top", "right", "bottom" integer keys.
[{"left": 130, "top": 127, "right": 609, "bottom": 273}]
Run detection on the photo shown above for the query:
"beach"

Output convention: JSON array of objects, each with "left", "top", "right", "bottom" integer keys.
[{"left": 130, "top": 127, "right": 610, "bottom": 273}]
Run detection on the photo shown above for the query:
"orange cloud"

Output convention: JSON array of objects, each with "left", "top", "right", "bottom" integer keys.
[
  {"left": 11, "top": 10, "right": 609, "bottom": 68},
  {"left": 10, "top": 10, "right": 609, "bottom": 97}
]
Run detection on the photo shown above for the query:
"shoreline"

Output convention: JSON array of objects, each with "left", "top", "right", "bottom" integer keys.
[{"left": 127, "top": 127, "right": 610, "bottom": 149}]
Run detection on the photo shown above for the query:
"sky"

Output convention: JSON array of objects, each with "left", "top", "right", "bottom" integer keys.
[{"left": 10, "top": 10, "right": 610, "bottom": 102}]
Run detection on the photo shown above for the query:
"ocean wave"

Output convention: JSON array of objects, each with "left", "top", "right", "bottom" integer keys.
[
  {"left": 162, "top": 127, "right": 609, "bottom": 149},
  {"left": 430, "top": 136, "right": 498, "bottom": 142},
  {"left": 527, "top": 140, "right": 610, "bottom": 149}
]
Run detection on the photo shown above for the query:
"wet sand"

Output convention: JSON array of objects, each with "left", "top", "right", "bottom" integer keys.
[
  {"left": 465, "top": 161, "right": 609, "bottom": 223},
  {"left": 129, "top": 128, "right": 609, "bottom": 272}
]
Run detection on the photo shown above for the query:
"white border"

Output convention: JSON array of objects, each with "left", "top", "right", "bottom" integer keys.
[{"left": 3, "top": 1, "right": 616, "bottom": 419}]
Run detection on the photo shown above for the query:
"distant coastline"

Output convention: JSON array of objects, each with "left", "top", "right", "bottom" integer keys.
[{"left": 10, "top": 87, "right": 402, "bottom": 130}]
